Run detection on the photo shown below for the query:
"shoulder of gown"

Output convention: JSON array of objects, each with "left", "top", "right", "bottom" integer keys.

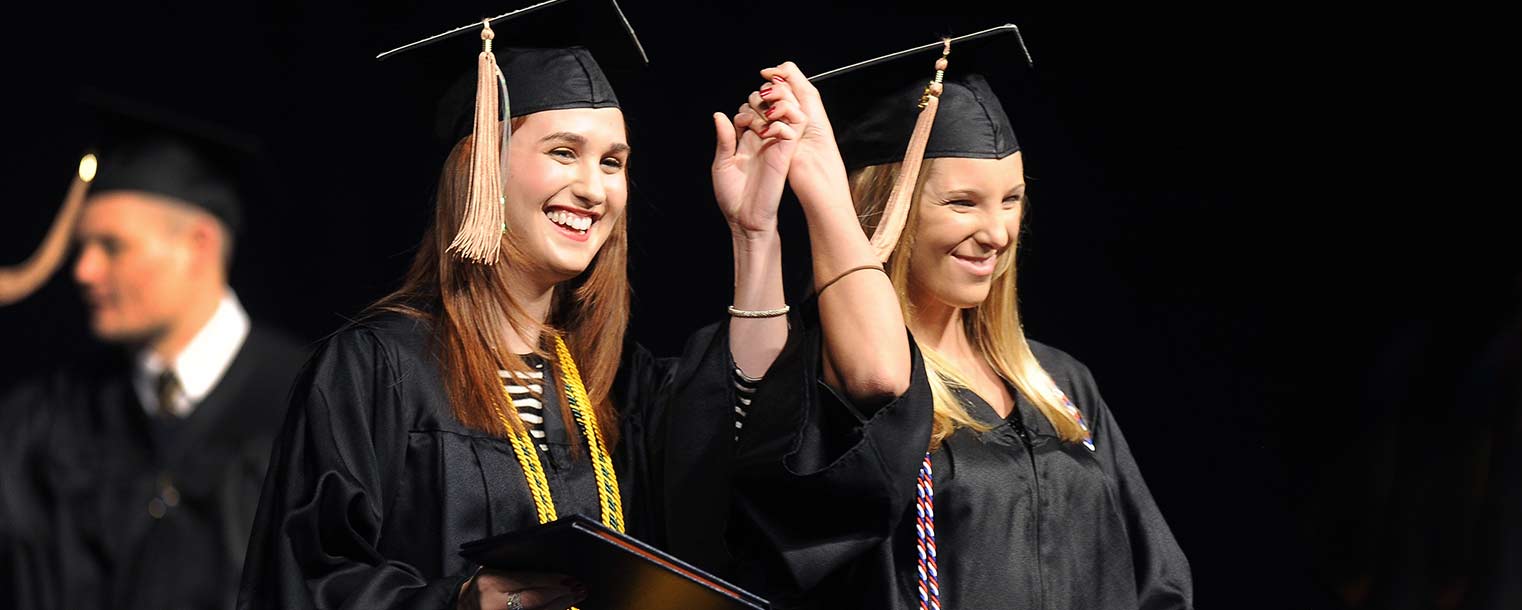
[
  {"left": 1027, "top": 339, "right": 1100, "bottom": 412},
  {"left": 1025, "top": 338, "right": 1195, "bottom": 609},
  {"left": 240, "top": 323, "right": 313, "bottom": 383},
  {"left": 338, "top": 312, "right": 437, "bottom": 372},
  {"left": 237, "top": 311, "right": 479, "bottom": 610}
]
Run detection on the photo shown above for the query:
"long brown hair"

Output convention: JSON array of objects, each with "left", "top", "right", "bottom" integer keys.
[
  {"left": 849, "top": 159, "right": 1086, "bottom": 449},
  {"left": 370, "top": 123, "right": 630, "bottom": 446}
]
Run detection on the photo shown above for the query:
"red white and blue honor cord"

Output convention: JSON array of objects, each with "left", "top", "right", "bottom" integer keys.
[{"left": 916, "top": 453, "right": 940, "bottom": 610}]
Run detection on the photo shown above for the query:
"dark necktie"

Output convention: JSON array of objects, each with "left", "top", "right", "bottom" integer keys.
[
  {"left": 156, "top": 369, "right": 182, "bottom": 418},
  {"left": 150, "top": 369, "right": 187, "bottom": 452},
  {"left": 150, "top": 370, "right": 185, "bottom": 518}
]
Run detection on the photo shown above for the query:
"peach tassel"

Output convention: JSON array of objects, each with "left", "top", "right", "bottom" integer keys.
[
  {"left": 870, "top": 39, "right": 951, "bottom": 262},
  {"left": 0, "top": 154, "right": 97, "bottom": 306},
  {"left": 448, "top": 20, "right": 507, "bottom": 264}
]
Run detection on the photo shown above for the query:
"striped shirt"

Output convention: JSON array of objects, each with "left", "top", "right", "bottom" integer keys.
[
  {"left": 733, "top": 366, "right": 760, "bottom": 441},
  {"left": 503, "top": 358, "right": 761, "bottom": 448},
  {"left": 499, "top": 358, "right": 550, "bottom": 452}
]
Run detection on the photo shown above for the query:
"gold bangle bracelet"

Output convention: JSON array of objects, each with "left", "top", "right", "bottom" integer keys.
[{"left": 728, "top": 305, "right": 791, "bottom": 318}]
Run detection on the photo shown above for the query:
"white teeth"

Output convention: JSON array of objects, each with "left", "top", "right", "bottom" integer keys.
[{"left": 545, "top": 210, "right": 593, "bottom": 233}]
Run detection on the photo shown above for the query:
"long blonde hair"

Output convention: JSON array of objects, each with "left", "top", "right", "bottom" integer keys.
[{"left": 848, "top": 160, "right": 1085, "bottom": 449}]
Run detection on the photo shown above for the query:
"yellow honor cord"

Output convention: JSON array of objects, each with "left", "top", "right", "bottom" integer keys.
[
  {"left": 492, "top": 335, "right": 625, "bottom": 533},
  {"left": 553, "top": 336, "right": 625, "bottom": 533},
  {"left": 495, "top": 402, "right": 559, "bottom": 522}
]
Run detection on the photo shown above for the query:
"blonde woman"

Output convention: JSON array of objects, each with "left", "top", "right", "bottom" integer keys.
[{"left": 724, "top": 39, "right": 1191, "bottom": 610}]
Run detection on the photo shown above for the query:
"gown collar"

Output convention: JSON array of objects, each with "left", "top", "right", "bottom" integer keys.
[{"left": 954, "top": 382, "right": 1060, "bottom": 441}]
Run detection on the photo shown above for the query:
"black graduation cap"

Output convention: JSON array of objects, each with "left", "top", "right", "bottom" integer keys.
[
  {"left": 807, "top": 24, "right": 1034, "bottom": 261},
  {"left": 1, "top": 93, "right": 260, "bottom": 306},
  {"left": 375, "top": 0, "right": 648, "bottom": 264},
  {"left": 84, "top": 91, "right": 259, "bottom": 236},
  {"left": 812, "top": 24, "right": 1033, "bottom": 170}
]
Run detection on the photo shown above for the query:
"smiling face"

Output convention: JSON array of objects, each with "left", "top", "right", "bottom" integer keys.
[
  {"left": 500, "top": 107, "right": 630, "bottom": 286},
  {"left": 904, "top": 152, "right": 1026, "bottom": 311}
]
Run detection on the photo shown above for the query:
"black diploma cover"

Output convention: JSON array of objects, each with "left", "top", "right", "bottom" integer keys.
[{"left": 460, "top": 515, "right": 769, "bottom": 610}]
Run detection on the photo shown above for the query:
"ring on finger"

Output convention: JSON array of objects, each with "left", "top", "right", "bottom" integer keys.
[{"left": 505, "top": 591, "right": 524, "bottom": 610}]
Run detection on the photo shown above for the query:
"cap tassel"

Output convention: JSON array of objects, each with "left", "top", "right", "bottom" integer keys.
[
  {"left": 0, "top": 154, "right": 97, "bottom": 306},
  {"left": 870, "top": 39, "right": 951, "bottom": 262},
  {"left": 448, "top": 20, "right": 507, "bottom": 264}
]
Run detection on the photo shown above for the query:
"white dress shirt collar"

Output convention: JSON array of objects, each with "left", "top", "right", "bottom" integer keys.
[{"left": 134, "top": 290, "right": 251, "bottom": 418}]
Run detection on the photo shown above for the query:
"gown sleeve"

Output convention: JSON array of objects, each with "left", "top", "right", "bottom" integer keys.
[
  {"left": 236, "top": 328, "right": 475, "bottom": 610},
  {"left": 0, "top": 379, "right": 61, "bottom": 610},
  {"left": 612, "top": 321, "right": 734, "bottom": 570},
  {"left": 1063, "top": 362, "right": 1194, "bottom": 610},
  {"left": 725, "top": 322, "right": 933, "bottom": 599}
]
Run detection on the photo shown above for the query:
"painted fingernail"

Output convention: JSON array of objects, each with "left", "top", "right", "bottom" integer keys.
[
  {"left": 771, "top": 75, "right": 785, "bottom": 83},
  {"left": 760, "top": 86, "right": 773, "bottom": 96},
  {"left": 764, "top": 106, "right": 776, "bottom": 118}
]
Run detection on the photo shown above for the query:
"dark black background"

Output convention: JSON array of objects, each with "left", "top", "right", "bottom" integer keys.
[{"left": 1, "top": 2, "right": 1511, "bottom": 608}]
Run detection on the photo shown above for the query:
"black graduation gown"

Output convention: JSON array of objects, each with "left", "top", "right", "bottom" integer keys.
[
  {"left": 0, "top": 325, "right": 308, "bottom": 610},
  {"left": 730, "top": 336, "right": 1192, "bottom": 610},
  {"left": 235, "top": 312, "right": 739, "bottom": 610}
]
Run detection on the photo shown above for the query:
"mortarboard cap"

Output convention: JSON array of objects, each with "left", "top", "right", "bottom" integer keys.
[
  {"left": 808, "top": 24, "right": 1034, "bottom": 261},
  {"left": 1, "top": 93, "right": 261, "bottom": 306},
  {"left": 432, "top": 46, "right": 624, "bottom": 147},
  {"left": 376, "top": 0, "right": 648, "bottom": 264},
  {"left": 85, "top": 91, "right": 260, "bottom": 236}
]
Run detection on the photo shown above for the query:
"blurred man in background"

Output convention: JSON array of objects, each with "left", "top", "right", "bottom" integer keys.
[{"left": 0, "top": 99, "right": 306, "bottom": 610}]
